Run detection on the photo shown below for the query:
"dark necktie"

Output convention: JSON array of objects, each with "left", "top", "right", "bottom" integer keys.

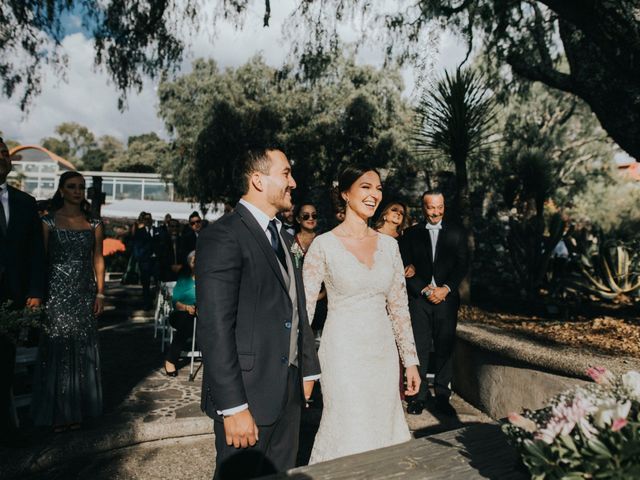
[
  {"left": 267, "top": 219, "right": 287, "bottom": 268},
  {"left": 0, "top": 188, "right": 7, "bottom": 235}
]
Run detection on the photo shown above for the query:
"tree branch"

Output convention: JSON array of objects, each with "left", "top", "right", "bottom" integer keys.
[
  {"left": 507, "top": 51, "right": 575, "bottom": 95},
  {"left": 263, "top": 0, "right": 271, "bottom": 27}
]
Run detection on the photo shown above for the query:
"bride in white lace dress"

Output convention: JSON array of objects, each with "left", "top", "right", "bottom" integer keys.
[{"left": 303, "top": 165, "right": 420, "bottom": 464}]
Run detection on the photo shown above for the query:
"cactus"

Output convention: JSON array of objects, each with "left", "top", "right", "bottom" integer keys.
[
  {"left": 507, "top": 213, "right": 565, "bottom": 298},
  {"left": 571, "top": 243, "right": 640, "bottom": 301}
]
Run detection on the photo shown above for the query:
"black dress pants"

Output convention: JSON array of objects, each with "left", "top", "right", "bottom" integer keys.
[
  {"left": 166, "top": 310, "right": 195, "bottom": 365},
  {"left": 408, "top": 295, "right": 459, "bottom": 401},
  {"left": 213, "top": 365, "right": 301, "bottom": 480}
]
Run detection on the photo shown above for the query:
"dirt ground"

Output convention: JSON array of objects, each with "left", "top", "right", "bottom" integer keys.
[{"left": 460, "top": 299, "right": 640, "bottom": 359}]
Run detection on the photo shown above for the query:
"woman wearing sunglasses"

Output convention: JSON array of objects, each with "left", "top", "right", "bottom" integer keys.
[
  {"left": 294, "top": 203, "right": 327, "bottom": 333},
  {"left": 294, "top": 203, "right": 319, "bottom": 254}
]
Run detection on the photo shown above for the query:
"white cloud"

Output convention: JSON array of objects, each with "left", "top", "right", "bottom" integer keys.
[{"left": 0, "top": 3, "right": 467, "bottom": 146}]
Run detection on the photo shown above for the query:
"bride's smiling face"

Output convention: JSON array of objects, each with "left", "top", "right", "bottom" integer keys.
[{"left": 342, "top": 170, "right": 383, "bottom": 220}]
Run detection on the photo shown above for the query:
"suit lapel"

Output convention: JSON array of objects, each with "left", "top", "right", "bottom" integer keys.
[
  {"left": 235, "top": 203, "right": 288, "bottom": 292},
  {"left": 418, "top": 222, "right": 433, "bottom": 266}
]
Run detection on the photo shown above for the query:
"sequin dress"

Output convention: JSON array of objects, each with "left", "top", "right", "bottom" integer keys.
[{"left": 31, "top": 215, "right": 103, "bottom": 426}]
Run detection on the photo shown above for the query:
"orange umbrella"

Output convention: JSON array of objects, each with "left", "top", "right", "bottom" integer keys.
[{"left": 103, "top": 238, "right": 126, "bottom": 256}]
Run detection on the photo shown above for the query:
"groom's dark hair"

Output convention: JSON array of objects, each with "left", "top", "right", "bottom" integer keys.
[{"left": 239, "top": 147, "right": 278, "bottom": 194}]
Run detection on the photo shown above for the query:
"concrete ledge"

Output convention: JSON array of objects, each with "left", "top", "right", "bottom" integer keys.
[
  {"left": 453, "top": 323, "right": 640, "bottom": 420},
  {"left": 2, "top": 415, "right": 213, "bottom": 478}
]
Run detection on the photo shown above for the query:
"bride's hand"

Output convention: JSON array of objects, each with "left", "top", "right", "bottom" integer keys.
[{"left": 404, "top": 365, "right": 421, "bottom": 396}]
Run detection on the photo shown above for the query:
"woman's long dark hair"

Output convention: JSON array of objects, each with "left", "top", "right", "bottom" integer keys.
[{"left": 50, "top": 171, "right": 92, "bottom": 217}]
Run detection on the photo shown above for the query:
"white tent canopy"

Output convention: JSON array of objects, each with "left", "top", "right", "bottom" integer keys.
[{"left": 101, "top": 199, "right": 224, "bottom": 221}]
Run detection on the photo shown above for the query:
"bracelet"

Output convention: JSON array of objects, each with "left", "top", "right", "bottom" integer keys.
[{"left": 96, "top": 293, "right": 105, "bottom": 299}]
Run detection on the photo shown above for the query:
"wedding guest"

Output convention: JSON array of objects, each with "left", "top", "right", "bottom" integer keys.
[
  {"left": 31, "top": 171, "right": 105, "bottom": 431},
  {"left": 180, "top": 211, "right": 202, "bottom": 265},
  {"left": 0, "top": 137, "right": 45, "bottom": 447},
  {"left": 279, "top": 206, "right": 296, "bottom": 236},
  {"left": 399, "top": 190, "right": 468, "bottom": 416},
  {"left": 293, "top": 203, "right": 326, "bottom": 333},
  {"left": 157, "top": 219, "right": 183, "bottom": 282},
  {"left": 164, "top": 250, "right": 196, "bottom": 377},
  {"left": 375, "top": 201, "right": 409, "bottom": 239},
  {"left": 330, "top": 187, "right": 346, "bottom": 226},
  {"left": 133, "top": 211, "right": 158, "bottom": 309},
  {"left": 293, "top": 203, "right": 318, "bottom": 254}
]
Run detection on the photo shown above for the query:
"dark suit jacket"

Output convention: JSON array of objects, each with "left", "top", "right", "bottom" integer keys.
[
  {"left": 0, "top": 186, "right": 45, "bottom": 305},
  {"left": 195, "top": 203, "right": 321, "bottom": 426},
  {"left": 132, "top": 226, "right": 157, "bottom": 262},
  {"left": 157, "top": 234, "right": 182, "bottom": 282},
  {"left": 399, "top": 221, "right": 468, "bottom": 300},
  {"left": 179, "top": 230, "right": 198, "bottom": 265}
]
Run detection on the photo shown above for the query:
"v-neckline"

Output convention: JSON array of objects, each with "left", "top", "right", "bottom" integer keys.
[{"left": 329, "top": 231, "right": 381, "bottom": 271}]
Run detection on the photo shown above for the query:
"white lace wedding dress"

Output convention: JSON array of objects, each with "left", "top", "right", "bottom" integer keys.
[{"left": 303, "top": 231, "right": 419, "bottom": 464}]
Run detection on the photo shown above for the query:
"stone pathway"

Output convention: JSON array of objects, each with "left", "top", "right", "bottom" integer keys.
[{"left": 1, "top": 281, "right": 495, "bottom": 479}]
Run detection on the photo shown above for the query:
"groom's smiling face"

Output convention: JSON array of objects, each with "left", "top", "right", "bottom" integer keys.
[{"left": 264, "top": 150, "right": 296, "bottom": 213}]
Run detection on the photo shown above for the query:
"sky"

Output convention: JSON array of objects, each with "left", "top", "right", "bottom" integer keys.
[{"left": 0, "top": 2, "right": 467, "bottom": 146}]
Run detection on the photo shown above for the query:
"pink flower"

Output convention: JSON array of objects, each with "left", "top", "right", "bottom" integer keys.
[
  {"left": 586, "top": 366, "right": 614, "bottom": 385},
  {"left": 612, "top": 418, "right": 628, "bottom": 432},
  {"left": 535, "top": 394, "right": 597, "bottom": 444},
  {"left": 508, "top": 413, "right": 537, "bottom": 433}
]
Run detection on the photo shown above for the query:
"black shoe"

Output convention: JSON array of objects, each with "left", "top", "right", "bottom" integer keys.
[
  {"left": 435, "top": 397, "right": 456, "bottom": 416},
  {"left": 164, "top": 366, "right": 178, "bottom": 377},
  {"left": 407, "top": 400, "right": 424, "bottom": 415}
]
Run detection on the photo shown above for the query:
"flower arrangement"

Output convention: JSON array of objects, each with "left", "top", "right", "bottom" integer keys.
[
  {"left": 290, "top": 242, "right": 305, "bottom": 269},
  {"left": 503, "top": 367, "right": 640, "bottom": 479},
  {"left": 0, "top": 300, "right": 43, "bottom": 344}
]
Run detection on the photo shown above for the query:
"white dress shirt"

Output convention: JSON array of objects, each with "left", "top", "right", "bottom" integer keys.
[
  {"left": 425, "top": 221, "right": 451, "bottom": 292},
  {"left": 218, "top": 199, "right": 319, "bottom": 417},
  {"left": 0, "top": 182, "right": 9, "bottom": 226}
]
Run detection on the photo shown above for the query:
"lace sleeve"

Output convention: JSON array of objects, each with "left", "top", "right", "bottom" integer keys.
[
  {"left": 302, "top": 237, "right": 326, "bottom": 325},
  {"left": 386, "top": 240, "right": 419, "bottom": 367}
]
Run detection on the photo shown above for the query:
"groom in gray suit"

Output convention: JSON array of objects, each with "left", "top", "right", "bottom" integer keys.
[{"left": 196, "top": 147, "right": 321, "bottom": 479}]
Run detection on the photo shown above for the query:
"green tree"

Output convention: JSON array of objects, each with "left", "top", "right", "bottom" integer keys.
[
  {"left": 10, "top": 2, "right": 640, "bottom": 161},
  {"left": 81, "top": 135, "right": 124, "bottom": 171},
  {"left": 104, "top": 132, "right": 169, "bottom": 173},
  {"left": 158, "top": 55, "right": 417, "bottom": 211}
]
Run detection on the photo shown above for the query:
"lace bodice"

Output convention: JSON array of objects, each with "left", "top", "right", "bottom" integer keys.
[{"left": 303, "top": 231, "right": 418, "bottom": 367}]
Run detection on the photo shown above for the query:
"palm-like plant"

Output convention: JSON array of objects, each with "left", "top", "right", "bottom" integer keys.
[
  {"left": 414, "top": 67, "right": 497, "bottom": 229},
  {"left": 414, "top": 67, "right": 497, "bottom": 301}
]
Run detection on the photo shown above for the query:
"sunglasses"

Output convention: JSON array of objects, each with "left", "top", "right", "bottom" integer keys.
[
  {"left": 190, "top": 220, "right": 202, "bottom": 225},
  {"left": 300, "top": 213, "right": 317, "bottom": 221}
]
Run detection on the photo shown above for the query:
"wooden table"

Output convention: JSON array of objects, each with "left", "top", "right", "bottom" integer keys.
[{"left": 263, "top": 423, "right": 529, "bottom": 479}]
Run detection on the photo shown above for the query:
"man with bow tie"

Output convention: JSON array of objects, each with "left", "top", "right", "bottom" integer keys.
[{"left": 399, "top": 190, "right": 468, "bottom": 416}]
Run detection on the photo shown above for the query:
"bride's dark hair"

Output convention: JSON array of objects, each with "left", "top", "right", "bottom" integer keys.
[
  {"left": 50, "top": 171, "right": 92, "bottom": 217},
  {"left": 336, "top": 164, "right": 381, "bottom": 208}
]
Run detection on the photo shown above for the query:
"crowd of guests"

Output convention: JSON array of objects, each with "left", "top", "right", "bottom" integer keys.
[{"left": 1, "top": 131, "right": 464, "bottom": 467}]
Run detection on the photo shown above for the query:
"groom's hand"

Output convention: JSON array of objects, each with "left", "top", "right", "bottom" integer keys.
[
  {"left": 223, "top": 409, "right": 259, "bottom": 448},
  {"left": 303, "top": 380, "right": 315, "bottom": 405}
]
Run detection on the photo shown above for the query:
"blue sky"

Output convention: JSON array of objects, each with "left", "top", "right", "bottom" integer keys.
[{"left": 1, "top": 2, "right": 467, "bottom": 145}]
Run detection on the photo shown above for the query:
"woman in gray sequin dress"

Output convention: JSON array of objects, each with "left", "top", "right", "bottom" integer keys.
[{"left": 31, "top": 172, "right": 105, "bottom": 429}]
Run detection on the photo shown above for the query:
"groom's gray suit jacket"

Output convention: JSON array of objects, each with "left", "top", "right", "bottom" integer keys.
[{"left": 195, "top": 202, "right": 320, "bottom": 426}]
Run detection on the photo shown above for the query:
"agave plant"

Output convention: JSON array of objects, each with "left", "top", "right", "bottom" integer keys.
[{"left": 573, "top": 242, "right": 640, "bottom": 301}]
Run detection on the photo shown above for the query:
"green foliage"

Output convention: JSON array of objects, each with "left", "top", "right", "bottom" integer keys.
[
  {"left": 414, "top": 67, "right": 497, "bottom": 227},
  {"left": 158, "top": 54, "right": 416, "bottom": 209},
  {"left": 104, "top": 132, "right": 169, "bottom": 173},
  {"left": 0, "top": 301, "right": 43, "bottom": 344},
  {"left": 507, "top": 213, "right": 565, "bottom": 298},
  {"left": 504, "top": 369, "right": 640, "bottom": 479},
  {"left": 564, "top": 240, "right": 640, "bottom": 302}
]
